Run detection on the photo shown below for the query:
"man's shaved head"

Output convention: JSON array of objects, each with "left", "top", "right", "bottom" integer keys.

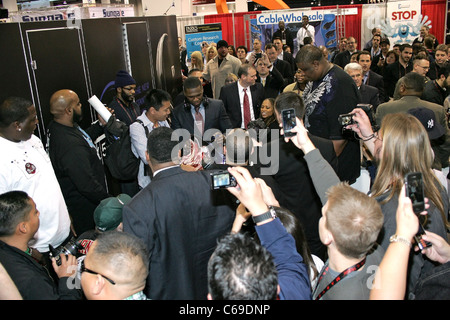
[{"left": 49, "top": 89, "right": 78, "bottom": 118}]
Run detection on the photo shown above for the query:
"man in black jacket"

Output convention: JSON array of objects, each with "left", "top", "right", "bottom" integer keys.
[
  {"left": 123, "top": 127, "right": 235, "bottom": 299},
  {"left": 0, "top": 191, "right": 81, "bottom": 300},
  {"left": 48, "top": 89, "right": 111, "bottom": 235},
  {"left": 259, "top": 92, "right": 338, "bottom": 261}
]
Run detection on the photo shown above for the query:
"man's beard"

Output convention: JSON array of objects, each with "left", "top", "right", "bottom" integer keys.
[
  {"left": 121, "top": 91, "right": 134, "bottom": 103},
  {"left": 73, "top": 110, "right": 83, "bottom": 124}
]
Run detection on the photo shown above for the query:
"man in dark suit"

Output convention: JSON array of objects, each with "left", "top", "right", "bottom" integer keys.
[
  {"left": 333, "top": 36, "right": 358, "bottom": 69},
  {"left": 219, "top": 63, "right": 264, "bottom": 129},
  {"left": 255, "top": 53, "right": 284, "bottom": 99},
  {"left": 271, "top": 20, "right": 294, "bottom": 54},
  {"left": 344, "top": 62, "right": 380, "bottom": 111},
  {"left": 384, "top": 43, "right": 413, "bottom": 98},
  {"left": 265, "top": 43, "right": 293, "bottom": 90},
  {"left": 259, "top": 92, "right": 338, "bottom": 261},
  {"left": 122, "top": 127, "right": 235, "bottom": 300},
  {"left": 171, "top": 76, "right": 232, "bottom": 138},
  {"left": 273, "top": 37, "right": 296, "bottom": 74},
  {"left": 357, "top": 51, "right": 387, "bottom": 102}
]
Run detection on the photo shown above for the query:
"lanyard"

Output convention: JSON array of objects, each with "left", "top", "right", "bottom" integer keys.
[
  {"left": 315, "top": 257, "right": 366, "bottom": 300},
  {"left": 116, "top": 97, "right": 138, "bottom": 123}
]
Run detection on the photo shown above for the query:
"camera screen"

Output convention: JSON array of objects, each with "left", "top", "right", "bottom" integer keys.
[
  {"left": 408, "top": 178, "right": 424, "bottom": 204},
  {"left": 282, "top": 110, "right": 295, "bottom": 131},
  {"left": 213, "top": 173, "right": 230, "bottom": 187}
]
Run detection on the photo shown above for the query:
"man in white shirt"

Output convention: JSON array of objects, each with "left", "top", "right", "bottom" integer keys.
[
  {"left": 0, "top": 97, "right": 71, "bottom": 253},
  {"left": 129, "top": 90, "right": 171, "bottom": 189},
  {"left": 296, "top": 15, "right": 315, "bottom": 51}
]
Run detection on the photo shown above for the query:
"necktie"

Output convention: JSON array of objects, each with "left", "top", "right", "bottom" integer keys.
[
  {"left": 194, "top": 106, "right": 204, "bottom": 135},
  {"left": 243, "top": 88, "right": 251, "bottom": 129}
]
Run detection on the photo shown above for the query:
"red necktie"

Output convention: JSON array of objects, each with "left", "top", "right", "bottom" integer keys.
[
  {"left": 194, "top": 107, "right": 204, "bottom": 135},
  {"left": 243, "top": 88, "right": 251, "bottom": 129}
]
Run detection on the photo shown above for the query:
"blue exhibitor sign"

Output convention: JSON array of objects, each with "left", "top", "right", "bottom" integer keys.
[{"left": 185, "top": 23, "right": 222, "bottom": 61}]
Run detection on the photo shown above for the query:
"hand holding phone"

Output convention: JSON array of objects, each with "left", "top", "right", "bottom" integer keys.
[{"left": 404, "top": 172, "right": 431, "bottom": 249}]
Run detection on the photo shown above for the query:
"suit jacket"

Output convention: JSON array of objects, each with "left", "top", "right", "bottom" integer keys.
[
  {"left": 333, "top": 50, "right": 351, "bottom": 69},
  {"left": 383, "top": 61, "right": 413, "bottom": 98},
  {"left": 281, "top": 50, "right": 296, "bottom": 74},
  {"left": 376, "top": 95, "right": 450, "bottom": 168},
  {"left": 272, "top": 29, "right": 294, "bottom": 54},
  {"left": 219, "top": 81, "right": 265, "bottom": 128},
  {"left": 274, "top": 58, "right": 294, "bottom": 89},
  {"left": 365, "top": 69, "right": 387, "bottom": 103},
  {"left": 259, "top": 134, "right": 338, "bottom": 261},
  {"left": 257, "top": 66, "right": 284, "bottom": 99},
  {"left": 171, "top": 97, "right": 232, "bottom": 136},
  {"left": 359, "top": 83, "right": 380, "bottom": 111},
  {"left": 122, "top": 166, "right": 235, "bottom": 300}
]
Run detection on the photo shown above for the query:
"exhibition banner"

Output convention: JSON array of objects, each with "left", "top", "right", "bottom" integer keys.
[
  {"left": 383, "top": 0, "right": 423, "bottom": 45},
  {"left": 185, "top": 23, "right": 222, "bottom": 60},
  {"left": 252, "top": 8, "right": 351, "bottom": 56}
]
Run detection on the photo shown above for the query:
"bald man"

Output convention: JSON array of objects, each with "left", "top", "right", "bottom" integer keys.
[
  {"left": 47, "top": 89, "right": 111, "bottom": 235},
  {"left": 81, "top": 231, "right": 149, "bottom": 300}
]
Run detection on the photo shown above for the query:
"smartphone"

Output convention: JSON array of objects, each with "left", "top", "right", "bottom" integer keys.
[
  {"left": 281, "top": 108, "right": 296, "bottom": 138},
  {"left": 405, "top": 172, "right": 431, "bottom": 249},
  {"left": 404, "top": 172, "right": 425, "bottom": 214},
  {"left": 210, "top": 171, "right": 237, "bottom": 190}
]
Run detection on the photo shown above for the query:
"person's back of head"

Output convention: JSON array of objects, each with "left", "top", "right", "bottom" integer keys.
[
  {"left": 274, "top": 91, "right": 306, "bottom": 120},
  {"left": 398, "top": 72, "right": 426, "bottom": 96},
  {"left": 325, "top": 183, "right": 383, "bottom": 259},
  {"left": 207, "top": 232, "right": 278, "bottom": 300},
  {"left": 372, "top": 113, "right": 446, "bottom": 224},
  {"left": 0, "top": 191, "right": 32, "bottom": 237},
  {"left": 81, "top": 230, "right": 149, "bottom": 300},
  {"left": 0, "top": 97, "right": 33, "bottom": 128},
  {"left": 295, "top": 44, "right": 323, "bottom": 65},
  {"left": 224, "top": 128, "right": 252, "bottom": 165},
  {"left": 147, "top": 127, "right": 179, "bottom": 167}
]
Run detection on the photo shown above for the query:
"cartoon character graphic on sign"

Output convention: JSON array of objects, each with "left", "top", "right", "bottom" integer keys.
[{"left": 380, "top": 14, "right": 432, "bottom": 45}]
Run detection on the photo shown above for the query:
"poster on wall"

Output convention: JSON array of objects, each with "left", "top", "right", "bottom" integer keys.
[
  {"left": 185, "top": 23, "right": 222, "bottom": 61},
  {"left": 253, "top": 9, "right": 356, "bottom": 57},
  {"left": 381, "top": 0, "right": 424, "bottom": 45}
]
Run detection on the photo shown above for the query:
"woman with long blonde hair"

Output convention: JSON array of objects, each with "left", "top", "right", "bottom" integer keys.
[
  {"left": 189, "top": 51, "right": 204, "bottom": 72},
  {"left": 349, "top": 110, "right": 449, "bottom": 297}
]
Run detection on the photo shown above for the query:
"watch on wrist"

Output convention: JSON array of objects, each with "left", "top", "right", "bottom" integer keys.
[
  {"left": 389, "top": 234, "right": 412, "bottom": 248},
  {"left": 252, "top": 206, "right": 277, "bottom": 224}
]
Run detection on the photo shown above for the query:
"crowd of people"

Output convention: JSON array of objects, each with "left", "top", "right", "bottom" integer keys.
[{"left": 0, "top": 24, "right": 449, "bottom": 302}]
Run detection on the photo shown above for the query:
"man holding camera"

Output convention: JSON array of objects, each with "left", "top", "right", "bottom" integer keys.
[
  {"left": 0, "top": 191, "right": 81, "bottom": 300},
  {"left": 122, "top": 127, "right": 235, "bottom": 300}
]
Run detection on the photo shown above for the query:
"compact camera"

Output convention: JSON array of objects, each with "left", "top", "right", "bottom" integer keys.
[
  {"left": 210, "top": 170, "right": 237, "bottom": 190},
  {"left": 338, "top": 113, "right": 354, "bottom": 126}
]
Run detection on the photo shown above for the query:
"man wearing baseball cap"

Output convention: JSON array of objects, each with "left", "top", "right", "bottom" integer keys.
[{"left": 203, "top": 39, "right": 242, "bottom": 99}]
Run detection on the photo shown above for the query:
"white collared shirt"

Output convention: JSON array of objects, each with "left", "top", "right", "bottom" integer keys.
[{"left": 237, "top": 81, "right": 255, "bottom": 128}]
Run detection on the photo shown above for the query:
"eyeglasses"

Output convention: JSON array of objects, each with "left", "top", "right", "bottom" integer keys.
[
  {"left": 81, "top": 259, "right": 116, "bottom": 285},
  {"left": 417, "top": 65, "right": 430, "bottom": 70},
  {"left": 122, "top": 87, "right": 135, "bottom": 91}
]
